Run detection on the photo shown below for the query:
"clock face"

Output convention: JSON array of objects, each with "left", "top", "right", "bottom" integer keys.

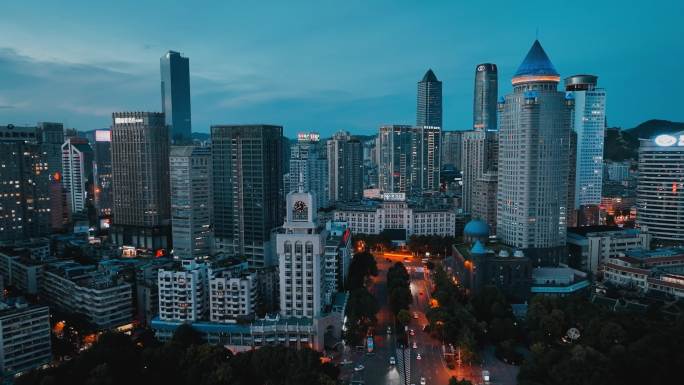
[{"left": 294, "top": 200, "right": 307, "bottom": 212}]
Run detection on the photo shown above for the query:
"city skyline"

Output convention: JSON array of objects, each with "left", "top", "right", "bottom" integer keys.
[{"left": 1, "top": 1, "right": 683, "bottom": 137}]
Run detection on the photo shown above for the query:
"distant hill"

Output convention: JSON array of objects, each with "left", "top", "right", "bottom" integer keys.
[{"left": 604, "top": 119, "right": 684, "bottom": 162}]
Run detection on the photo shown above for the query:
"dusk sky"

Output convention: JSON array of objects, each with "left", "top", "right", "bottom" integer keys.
[{"left": 1, "top": 0, "right": 682, "bottom": 137}]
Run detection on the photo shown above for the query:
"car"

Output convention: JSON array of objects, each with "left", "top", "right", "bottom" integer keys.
[
  {"left": 420, "top": 378, "right": 426, "bottom": 385},
  {"left": 389, "top": 356, "right": 396, "bottom": 365},
  {"left": 387, "top": 326, "right": 392, "bottom": 334},
  {"left": 409, "top": 329, "right": 415, "bottom": 336},
  {"left": 416, "top": 354, "right": 422, "bottom": 360},
  {"left": 412, "top": 342, "right": 417, "bottom": 349},
  {"left": 354, "top": 364, "right": 365, "bottom": 372},
  {"left": 341, "top": 359, "right": 353, "bottom": 365},
  {"left": 419, "top": 291, "right": 423, "bottom": 295},
  {"left": 413, "top": 312, "right": 419, "bottom": 319}
]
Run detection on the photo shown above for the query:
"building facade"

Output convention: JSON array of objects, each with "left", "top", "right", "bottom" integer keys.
[
  {"left": 327, "top": 131, "right": 363, "bottom": 203},
  {"left": 170, "top": 145, "right": 212, "bottom": 259},
  {"left": 473, "top": 63, "right": 498, "bottom": 131},
  {"left": 61, "top": 137, "right": 93, "bottom": 213},
  {"left": 160, "top": 51, "right": 192, "bottom": 144},
  {"left": 441, "top": 130, "right": 463, "bottom": 169},
  {"left": 565, "top": 75, "right": 606, "bottom": 224},
  {"left": 276, "top": 188, "right": 326, "bottom": 318},
  {"left": 636, "top": 132, "right": 684, "bottom": 242},
  {"left": 289, "top": 133, "right": 329, "bottom": 208},
  {"left": 333, "top": 194, "right": 456, "bottom": 237},
  {"left": 497, "top": 40, "right": 573, "bottom": 265},
  {"left": 158, "top": 259, "right": 208, "bottom": 322},
  {"left": 417, "top": 69, "right": 442, "bottom": 128},
  {"left": 0, "top": 125, "right": 51, "bottom": 241},
  {"left": 209, "top": 261, "right": 258, "bottom": 322},
  {"left": 111, "top": 112, "right": 171, "bottom": 251},
  {"left": 92, "top": 129, "right": 113, "bottom": 222},
  {"left": 0, "top": 302, "right": 51, "bottom": 378},
  {"left": 211, "top": 125, "right": 283, "bottom": 268}
]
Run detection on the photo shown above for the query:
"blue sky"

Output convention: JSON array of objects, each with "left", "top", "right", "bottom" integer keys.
[{"left": 0, "top": 0, "right": 682, "bottom": 137}]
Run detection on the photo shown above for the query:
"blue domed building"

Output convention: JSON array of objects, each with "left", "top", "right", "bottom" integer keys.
[{"left": 463, "top": 219, "right": 490, "bottom": 243}]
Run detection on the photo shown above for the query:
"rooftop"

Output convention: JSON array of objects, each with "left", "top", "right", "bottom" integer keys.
[{"left": 512, "top": 40, "right": 560, "bottom": 85}]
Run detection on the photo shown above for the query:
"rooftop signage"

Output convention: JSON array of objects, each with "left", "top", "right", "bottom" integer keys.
[
  {"left": 114, "top": 117, "right": 144, "bottom": 124},
  {"left": 654, "top": 134, "right": 684, "bottom": 147},
  {"left": 382, "top": 192, "right": 406, "bottom": 201}
]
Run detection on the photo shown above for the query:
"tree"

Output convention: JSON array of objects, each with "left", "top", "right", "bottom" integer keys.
[
  {"left": 346, "top": 251, "right": 378, "bottom": 290},
  {"left": 448, "top": 376, "right": 473, "bottom": 385},
  {"left": 171, "top": 323, "right": 204, "bottom": 347},
  {"left": 397, "top": 309, "right": 411, "bottom": 326}
]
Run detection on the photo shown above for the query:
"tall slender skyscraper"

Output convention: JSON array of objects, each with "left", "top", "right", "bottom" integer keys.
[
  {"left": 170, "top": 145, "right": 212, "bottom": 259},
  {"left": 211, "top": 125, "right": 283, "bottom": 267},
  {"left": 441, "top": 131, "right": 463, "bottom": 169},
  {"left": 460, "top": 129, "right": 487, "bottom": 213},
  {"left": 378, "top": 125, "right": 413, "bottom": 194},
  {"left": 111, "top": 112, "right": 171, "bottom": 251},
  {"left": 61, "top": 137, "right": 93, "bottom": 213},
  {"left": 161, "top": 51, "right": 192, "bottom": 144},
  {"left": 473, "top": 63, "right": 498, "bottom": 131},
  {"left": 417, "top": 69, "right": 442, "bottom": 128},
  {"left": 327, "top": 131, "right": 363, "bottom": 203},
  {"left": 411, "top": 125, "right": 441, "bottom": 193},
  {"left": 497, "top": 40, "right": 573, "bottom": 266},
  {"left": 565, "top": 75, "right": 606, "bottom": 226},
  {"left": 93, "top": 130, "right": 113, "bottom": 222}
]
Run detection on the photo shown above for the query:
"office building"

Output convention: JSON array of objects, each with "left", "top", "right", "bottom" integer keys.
[
  {"left": 211, "top": 125, "right": 283, "bottom": 268},
  {"left": 209, "top": 259, "right": 258, "bottom": 322},
  {"left": 0, "top": 301, "right": 51, "bottom": 378},
  {"left": 604, "top": 160, "right": 631, "bottom": 182},
  {"left": 378, "top": 125, "right": 413, "bottom": 194},
  {"left": 327, "top": 131, "right": 363, "bottom": 203},
  {"left": 276, "top": 186, "right": 326, "bottom": 318},
  {"left": 161, "top": 51, "right": 192, "bottom": 144},
  {"left": 567, "top": 227, "right": 651, "bottom": 274},
  {"left": 0, "top": 247, "right": 49, "bottom": 295},
  {"left": 417, "top": 69, "right": 442, "bottom": 128},
  {"left": 42, "top": 261, "right": 133, "bottom": 329},
  {"left": 636, "top": 132, "right": 684, "bottom": 242},
  {"left": 0, "top": 125, "right": 51, "bottom": 241},
  {"left": 158, "top": 259, "right": 208, "bottom": 322},
  {"left": 289, "top": 132, "right": 329, "bottom": 208},
  {"left": 473, "top": 63, "right": 498, "bottom": 131},
  {"left": 170, "top": 146, "right": 212, "bottom": 259},
  {"left": 602, "top": 248, "right": 684, "bottom": 299},
  {"left": 441, "top": 130, "right": 463, "bottom": 169},
  {"left": 61, "top": 137, "right": 94, "bottom": 213},
  {"left": 92, "top": 130, "right": 113, "bottom": 223},
  {"left": 334, "top": 193, "right": 456, "bottom": 238},
  {"left": 111, "top": 112, "right": 171, "bottom": 251},
  {"left": 497, "top": 40, "right": 573, "bottom": 265},
  {"left": 565, "top": 75, "right": 606, "bottom": 225},
  {"left": 411, "top": 125, "right": 441, "bottom": 193},
  {"left": 36, "top": 122, "right": 69, "bottom": 230},
  {"left": 323, "top": 221, "right": 352, "bottom": 306},
  {"left": 460, "top": 129, "right": 487, "bottom": 213},
  {"left": 472, "top": 171, "right": 498, "bottom": 235}
]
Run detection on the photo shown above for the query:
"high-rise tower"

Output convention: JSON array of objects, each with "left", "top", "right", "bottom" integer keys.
[
  {"left": 211, "top": 125, "right": 283, "bottom": 267},
  {"left": 565, "top": 75, "right": 606, "bottom": 226},
  {"left": 161, "top": 51, "right": 192, "bottom": 144},
  {"left": 473, "top": 63, "right": 498, "bottom": 131},
  {"left": 111, "top": 112, "right": 171, "bottom": 251},
  {"left": 327, "top": 131, "right": 363, "bottom": 203},
  {"left": 417, "top": 69, "right": 443, "bottom": 128},
  {"left": 497, "top": 40, "right": 573, "bottom": 266}
]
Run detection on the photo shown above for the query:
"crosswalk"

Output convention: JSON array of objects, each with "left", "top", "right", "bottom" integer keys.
[{"left": 396, "top": 348, "right": 411, "bottom": 385}]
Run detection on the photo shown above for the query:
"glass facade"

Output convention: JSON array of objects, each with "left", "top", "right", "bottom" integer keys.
[{"left": 161, "top": 51, "right": 192, "bottom": 144}]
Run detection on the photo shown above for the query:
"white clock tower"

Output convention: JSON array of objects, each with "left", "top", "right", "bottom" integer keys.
[{"left": 276, "top": 180, "right": 327, "bottom": 318}]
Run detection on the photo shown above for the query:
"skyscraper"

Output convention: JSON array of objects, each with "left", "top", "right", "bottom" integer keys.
[
  {"left": 92, "top": 130, "right": 113, "bottom": 223},
  {"left": 473, "top": 63, "right": 498, "bottom": 131},
  {"left": 161, "top": 51, "right": 192, "bottom": 144},
  {"left": 636, "top": 133, "right": 684, "bottom": 242},
  {"left": 327, "top": 131, "right": 363, "bottom": 203},
  {"left": 441, "top": 130, "right": 463, "bottom": 169},
  {"left": 111, "top": 112, "right": 171, "bottom": 251},
  {"left": 61, "top": 137, "right": 93, "bottom": 213},
  {"left": 37, "top": 122, "right": 69, "bottom": 230},
  {"left": 211, "top": 125, "right": 283, "bottom": 267},
  {"left": 0, "top": 125, "right": 51, "bottom": 241},
  {"left": 378, "top": 125, "right": 413, "bottom": 194},
  {"left": 411, "top": 125, "right": 441, "bottom": 193},
  {"left": 417, "top": 69, "right": 442, "bottom": 128},
  {"left": 565, "top": 75, "right": 606, "bottom": 225},
  {"left": 497, "top": 40, "right": 573, "bottom": 265},
  {"left": 460, "top": 129, "right": 487, "bottom": 213},
  {"left": 170, "top": 145, "right": 212, "bottom": 259},
  {"left": 289, "top": 132, "right": 328, "bottom": 209}
]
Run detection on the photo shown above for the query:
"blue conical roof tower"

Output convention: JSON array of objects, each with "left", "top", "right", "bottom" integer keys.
[{"left": 512, "top": 40, "right": 560, "bottom": 85}]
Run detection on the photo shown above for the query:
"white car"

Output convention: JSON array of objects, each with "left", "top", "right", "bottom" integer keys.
[
  {"left": 354, "top": 364, "right": 365, "bottom": 372},
  {"left": 412, "top": 342, "right": 417, "bottom": 349},
  {"left": 420, "top": 378, "right": 426, "bottom": 385},
  {"left": 389, "top": 356, "right": 396, "bottom": 365},
  {"left": 409, "top": 329, "right": 415, "bottom": 336},
  {"left": 387, "top": 326, "right": 392, "bottom": 334},
  {"left": 413, "top": 312, "right": 419, "bottom": 319},
  {"left": 416, "top": 354, "right": 422, "bottom": 360}
]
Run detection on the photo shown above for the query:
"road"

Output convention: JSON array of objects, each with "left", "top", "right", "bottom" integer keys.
[{"left": 339, "top": 251, "right": 519, "bottom": 385}]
